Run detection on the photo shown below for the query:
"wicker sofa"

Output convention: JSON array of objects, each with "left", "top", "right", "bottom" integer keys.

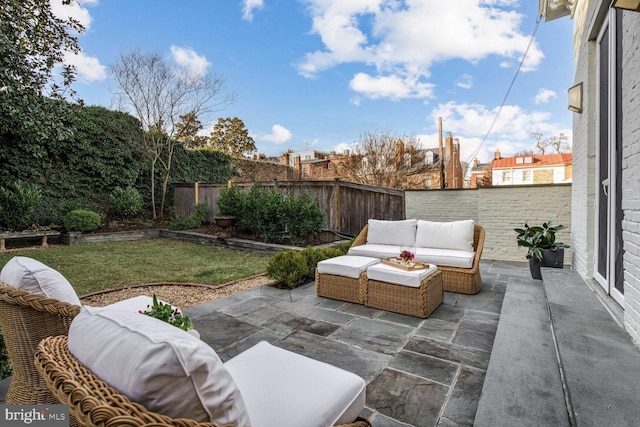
[{"left": 348, "top": 219, "right": 485, "bottom": 294}]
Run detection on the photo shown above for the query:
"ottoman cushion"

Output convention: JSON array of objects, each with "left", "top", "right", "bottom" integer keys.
[
  {"left": 317, "top": 256, "right": 380, "bottom": 279},
  {"left": 367, "top": 263, "right": 438, "bottom": 288}
]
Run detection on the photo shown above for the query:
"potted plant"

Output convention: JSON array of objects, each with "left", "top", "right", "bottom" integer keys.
[
  {"left": 140, "top": 295, "right": 199, "bottom": 338},
  {"left": 514, "top": 221, "right": 569, "bottom": 280}
]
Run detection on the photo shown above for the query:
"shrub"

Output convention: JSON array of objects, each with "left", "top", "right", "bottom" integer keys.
[
  {"left": 63, "top": 209, "right": 101, "bottom": 232},
  {"left": 216, "top": 186, "right": 247, "bottom": 217},
  {"left": 0, "top": 180, "right": 42, "bottom": 230},
  {"left": 266, "top": 250, "right": 310, "bottom": 289},
  {"left": 283, "top": 191, "right": 324, "bottom": 245},
  {"left": 109, "top": 186, "right": 144, "bottom": 218},
  {"left": 0, "top": 330, "right": 12, "bottom": 379},
  {"left": 169, "top": 204, "right": 209, "bottom": 230}
]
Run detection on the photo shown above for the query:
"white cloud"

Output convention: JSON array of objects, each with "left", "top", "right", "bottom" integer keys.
[
  {"left": 456, "top": 74, "right": 473, "bottom": 90},
  {"left": 170, "top": 46, "right": 211, "bottom": 79},
  {"left": 260, "top": 124, "right": 292, "bottom": 144},
  {"left": 297, "top": 0, "right": 543, "bottom": 100},
  {"left": 63, "top": 51, "right": 106, "bottom": 82},
  {"left": 50, "top": 0, "right": 95, "bottom": 30},
  {"left": 534, "top": 88, "right": 557, "bottom": 104},
  {"left": 242, "top": 0, "right": 264, "bottom": 21}
]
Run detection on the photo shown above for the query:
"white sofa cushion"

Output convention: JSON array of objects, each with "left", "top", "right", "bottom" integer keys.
[
  {"left": 317, "top": 255, "right": 380, "bottom": 279},
  {"left": 416, "top": 220, "right": 475, "bottom": 251},
  {"left": 68, "top": 306, "right": 250, "bottom": 426},
  {"left": 348, "top": 244, "right": 403, "bottom": 260},
  {"left": 367, "top": 219, "right": 417, "bottom": 247},
  {"left": 225, "top": 341, "right": 365, "bottom": 427},
  {"left": 414, "top": 247, "right": 476, "bottom": 269},
  {"left": 0, "top": 256, "right": 81, "bottom": 305},
  {"left": 367, "top": 263, "right": 438, "bottom": 288}
]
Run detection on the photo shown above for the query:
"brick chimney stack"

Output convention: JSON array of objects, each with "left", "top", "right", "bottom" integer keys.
[{"left": 494, "top": 149, "right": 501, "bottom": 160}]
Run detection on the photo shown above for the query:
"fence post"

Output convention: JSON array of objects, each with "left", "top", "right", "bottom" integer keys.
[
  {"left": 334, "top": 178, "right": 341, "bottom": 233},
  {"left": 194, "top": 182, "right": 200, "bottom": 205}
]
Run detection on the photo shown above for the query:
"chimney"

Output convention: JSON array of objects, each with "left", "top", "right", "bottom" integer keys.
[
  {"left": 494, "top": 149, "right": 501, "bottom": 160},
  {"left": 473, "top": 158, "right": 480, "bottom": 168}
]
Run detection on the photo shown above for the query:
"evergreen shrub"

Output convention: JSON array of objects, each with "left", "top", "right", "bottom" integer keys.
[
  {"left": 109, "top": 186, "right": 144, "bottom": 218},
  {"left": 63, "top": 209, "right": 101, "bottom": 232},
  {"left": 0, "top": 181, "right": 42, "bottom": 230}
]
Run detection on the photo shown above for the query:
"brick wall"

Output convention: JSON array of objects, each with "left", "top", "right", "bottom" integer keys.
[
  {"left": 406, "top": 185, "right": 572, "bottom": 263},
  {"left": 621, "top": 11, "right": 640, "bottom": 345}
]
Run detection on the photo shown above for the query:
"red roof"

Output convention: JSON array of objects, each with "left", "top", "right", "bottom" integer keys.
[{"left": 493, "top": 153, "right": 572, "bottom": 169}]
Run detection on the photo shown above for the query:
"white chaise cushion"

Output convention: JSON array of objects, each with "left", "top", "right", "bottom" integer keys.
[
  {"left": 367, "top": 263, "right": 438, "bottom": 288},
  {"left": 348, "top": 244, "right": 403, "bottom": 260},
  {"left": 317, "top": 255, "right": 380, "bottom": 279},
  {"left": 416, "top": 220, "right": 475, "bottom": 251},
  {"left": 0, "top": 256, "right": 81, "bottom": 305},
  {"left": 415, "top": 247, "right": 476, "bottom": 269},
  {"left": 225, "top": 341, "right": 366, "bottom": 427},
  {"left": 68, "top": 306, "right": 250, "bottom": 426},
  {"left": 366, "top": 219, "right": 417, "bottom": 247}
]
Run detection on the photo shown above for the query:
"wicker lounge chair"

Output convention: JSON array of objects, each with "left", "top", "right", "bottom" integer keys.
[
  {"left": 0, "top": 281, "right": 81, "bottom": 404},
  {"left": 35, "top": 335, "right": 373, "bottom": 427},
  {"left": 351, "top": 223, "right": 485, "bottom": 294}
]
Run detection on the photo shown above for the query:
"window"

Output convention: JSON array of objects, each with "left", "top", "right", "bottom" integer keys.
[
  {"left": 522, "top": 170, "right": 532, "bottom": 183},
  {"left": 502, "top": 171, "right": 512, "bottom": 183}
]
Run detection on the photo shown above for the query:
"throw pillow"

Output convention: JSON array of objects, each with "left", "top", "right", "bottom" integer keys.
[
  {"left": 367, "top": 219, "right": 417, "bottom": 247},
  {"left": 68, "top": 306, "right": 250, "bottom": 426},
  {"left": 415, "top": 220, "right": 475, "bottom": 251},
  {"left": 0, "top": 256, "right": 81, "bottom": 305}
]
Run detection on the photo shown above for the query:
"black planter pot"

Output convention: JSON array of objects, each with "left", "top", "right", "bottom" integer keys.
[{"left": 529, "top": 248, "right": 565, "bottom": 280}]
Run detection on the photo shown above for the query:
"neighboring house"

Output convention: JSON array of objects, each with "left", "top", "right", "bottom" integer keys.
[
  {"left": 541, "top": 0, "right": 640, "bottom": 346},
  {"left": 491, "top": 150, "right": 572, "bottom": 186},
  {"left": 469, "top": 158, "right": 492, "bottom": 188}
]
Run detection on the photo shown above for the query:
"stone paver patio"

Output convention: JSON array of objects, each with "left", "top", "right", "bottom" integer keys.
[{"left": 183, "top": 261, "right": 510, "bottom": 426}]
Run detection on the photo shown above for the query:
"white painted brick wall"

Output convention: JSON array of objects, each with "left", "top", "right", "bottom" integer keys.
[{"left": 405, "top": 185, "right": 572, "bottom": 263}]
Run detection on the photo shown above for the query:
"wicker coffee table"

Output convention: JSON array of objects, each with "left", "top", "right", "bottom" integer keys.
[
  {"left": 316, "top": 256, "right": 380, "bottom": 304},
  {"left": 366, "top": 263, "right": 443, "bottom": 318}
]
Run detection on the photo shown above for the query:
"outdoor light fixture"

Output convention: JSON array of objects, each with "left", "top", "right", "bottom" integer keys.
[
  {"left": 568, "top": 82, "right": 583, "bottom": 113},
  {"left": 539, "top": 0, "right": 574, "bottom": 21},
  {"left": 611, "top": 0, "right": 640, "bottom": 11}
]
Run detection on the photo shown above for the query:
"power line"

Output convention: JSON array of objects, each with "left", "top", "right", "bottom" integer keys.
[{"left": 464, "top": 15, "right": 543, "bottom": 170}]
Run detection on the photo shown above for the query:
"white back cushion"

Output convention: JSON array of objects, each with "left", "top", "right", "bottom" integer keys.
[
  {"left": 0, "top": 256, "right": 80, "bottom": 305},
  {"left": 68, "top": 306, "right": 250, "bottom": 426},
  {"left": 415, "top": 220, "right": 475, "bottom": 251},
  {"left": 367, "top": 219, "right": 417, "bottom": 247}
]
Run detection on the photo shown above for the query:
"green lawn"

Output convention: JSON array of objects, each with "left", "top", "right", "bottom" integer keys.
[{"left": 0, "top": 238, "right": 273, "bottom": 296}]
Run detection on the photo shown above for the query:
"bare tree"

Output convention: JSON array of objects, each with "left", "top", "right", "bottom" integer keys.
[
  {"left": 340, "top": 131, "right": 421, "bottom": 188},
  {"left": 547, "top": 132, "right": 571, "bottom": 153},
  {"left": 110, "top": 50, "right": 235, "bottom": 218},
  {"left": 530, "top": 132, "right": 549, "bottom": 155}
]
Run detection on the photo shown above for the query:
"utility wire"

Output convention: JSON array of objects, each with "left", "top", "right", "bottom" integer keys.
[{"left": 464, "top": 15, "right": 543, "bottom": 171}]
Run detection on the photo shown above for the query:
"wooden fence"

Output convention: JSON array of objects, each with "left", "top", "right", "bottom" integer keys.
[{"left": 173, "top": 180, "right": 404, "bottom": 236}]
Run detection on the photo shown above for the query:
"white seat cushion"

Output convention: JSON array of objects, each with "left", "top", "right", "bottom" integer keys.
[
  {"left": 68, "top": 306, "right": 250, "bottom": 426},
  {"left": 367, "top": 219, "right": 417, "bottom": 247},
  {"left": 317, "top": 255, "right": 380, "bottom": 279},
  {"left": 0, "top": 256, "right": 81, "bottom": 305},
  {"left": 225, "top": 341, "right": 366, "bottom": 427},
  {"left": 347, "top": 244, "right": 402, "bottom": 260},
  {"left": 415, "top": 219, "right": 475, "bottom": 251},
  {"left": 367, "top": 263, "right": 438, "bottom": 288},
  {"left": 415, "top": 247, "right": 476, "bottom": 269}
]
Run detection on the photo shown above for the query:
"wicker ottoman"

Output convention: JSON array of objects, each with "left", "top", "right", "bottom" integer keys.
[
  {"left": 366, "top": 263, "right": 443, "bottom": 318},
  {"left": 316, "top": 256, "right": 380, "bottom": 304}
]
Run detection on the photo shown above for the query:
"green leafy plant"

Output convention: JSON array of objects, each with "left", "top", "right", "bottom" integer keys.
[
  {"left": 216, "top": 186, "right": 247, "bottom": 217},
  {"left": 63, "top": 209, "right": 102, "bottom": 232},
  {"left": 266, "top": 250, "right": 310, "bottom": 288},
  {"left": 109, "top": 186, "right": 144, "bottom": 218},
  {"left": 514, "top": 221, "right": 569, "bottom": 261},
  {"left": 0, "top": 180, "right": 43, "bottom": 230},
  {"left": 140, "top": 295, "right": 194, "bottom": 331},
  {"left": 169, "top": 203, "right": 209, "bottom": 230},
  {"left": 283, "top": 191, "right": 324, "bottom": 245}
]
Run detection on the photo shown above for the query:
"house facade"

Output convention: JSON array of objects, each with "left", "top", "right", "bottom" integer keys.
[
  {"left": 556, "top": 0, "right": 640, "bottom": 346},
  {"left": 491, "top": 151, "right": 572, "bottom": 186}
]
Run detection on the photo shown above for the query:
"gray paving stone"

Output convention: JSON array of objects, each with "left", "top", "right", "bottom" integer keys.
[
  {"left": 278, "top": 330, "right": 391, "bottom": 382},
  {"left": 453, "top": 289, "right": 504, "bottom": 314},
  {"left": 453, "top": 319, "right": 497, "bottom": 352},
  {"left": 237, "top": 305, "right": 285, "bottom": 326},
  {"left": 217, "top": 328, "right": 287, "bottom": 362},
  {"left": 218, "top": 295, "right": 277, "bottom": 317},
  {"left": 367, "top": 368, "right": 448, "bottom": 427},
  {"left": 429, "top": 304, "right": 465, "bottom": 323},
  {"left": 389, "top": 350, "right": 459, "bottom": 385},
  {"left": 440, "top": 365, "right": 486, "bottom": 426},
  {"left": 500, "top": 280, "right": 548, "bottom": 321},
  {"left": 331, "top": 317, "right": 414, "bottom": 354},
  {"left": 291, "top": 305, "right": 357, "bottom": 325},
  {"left": 463, "top": 309, "right": 499, "bottom": 325},
  {"left": 261, "top": 311, "right": 339, "bottom": 336},
  {"left": 415, "top": 318, "right": 458, "bottom": 341},
  {"left": 377, "top": 310, "right": 426, "bottom": 327},
  {"left": 405, "top": 335, "right": 491, "bottom": 370},
  {"left": 316, "top": 297, "right": 349, "bottom": 310},
  {"left": 338, "top": 303, "right": 386, "bottom": 318},
  {"left": 371, "top": 412, "right": 412, "bottom": 427},
  {"left": 193, "top": 311, "right": 261, "bottom": 351}
]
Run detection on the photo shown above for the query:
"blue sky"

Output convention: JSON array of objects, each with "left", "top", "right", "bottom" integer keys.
[{"left": 56, "top": 0, "right": 575, "bottom": 165}]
